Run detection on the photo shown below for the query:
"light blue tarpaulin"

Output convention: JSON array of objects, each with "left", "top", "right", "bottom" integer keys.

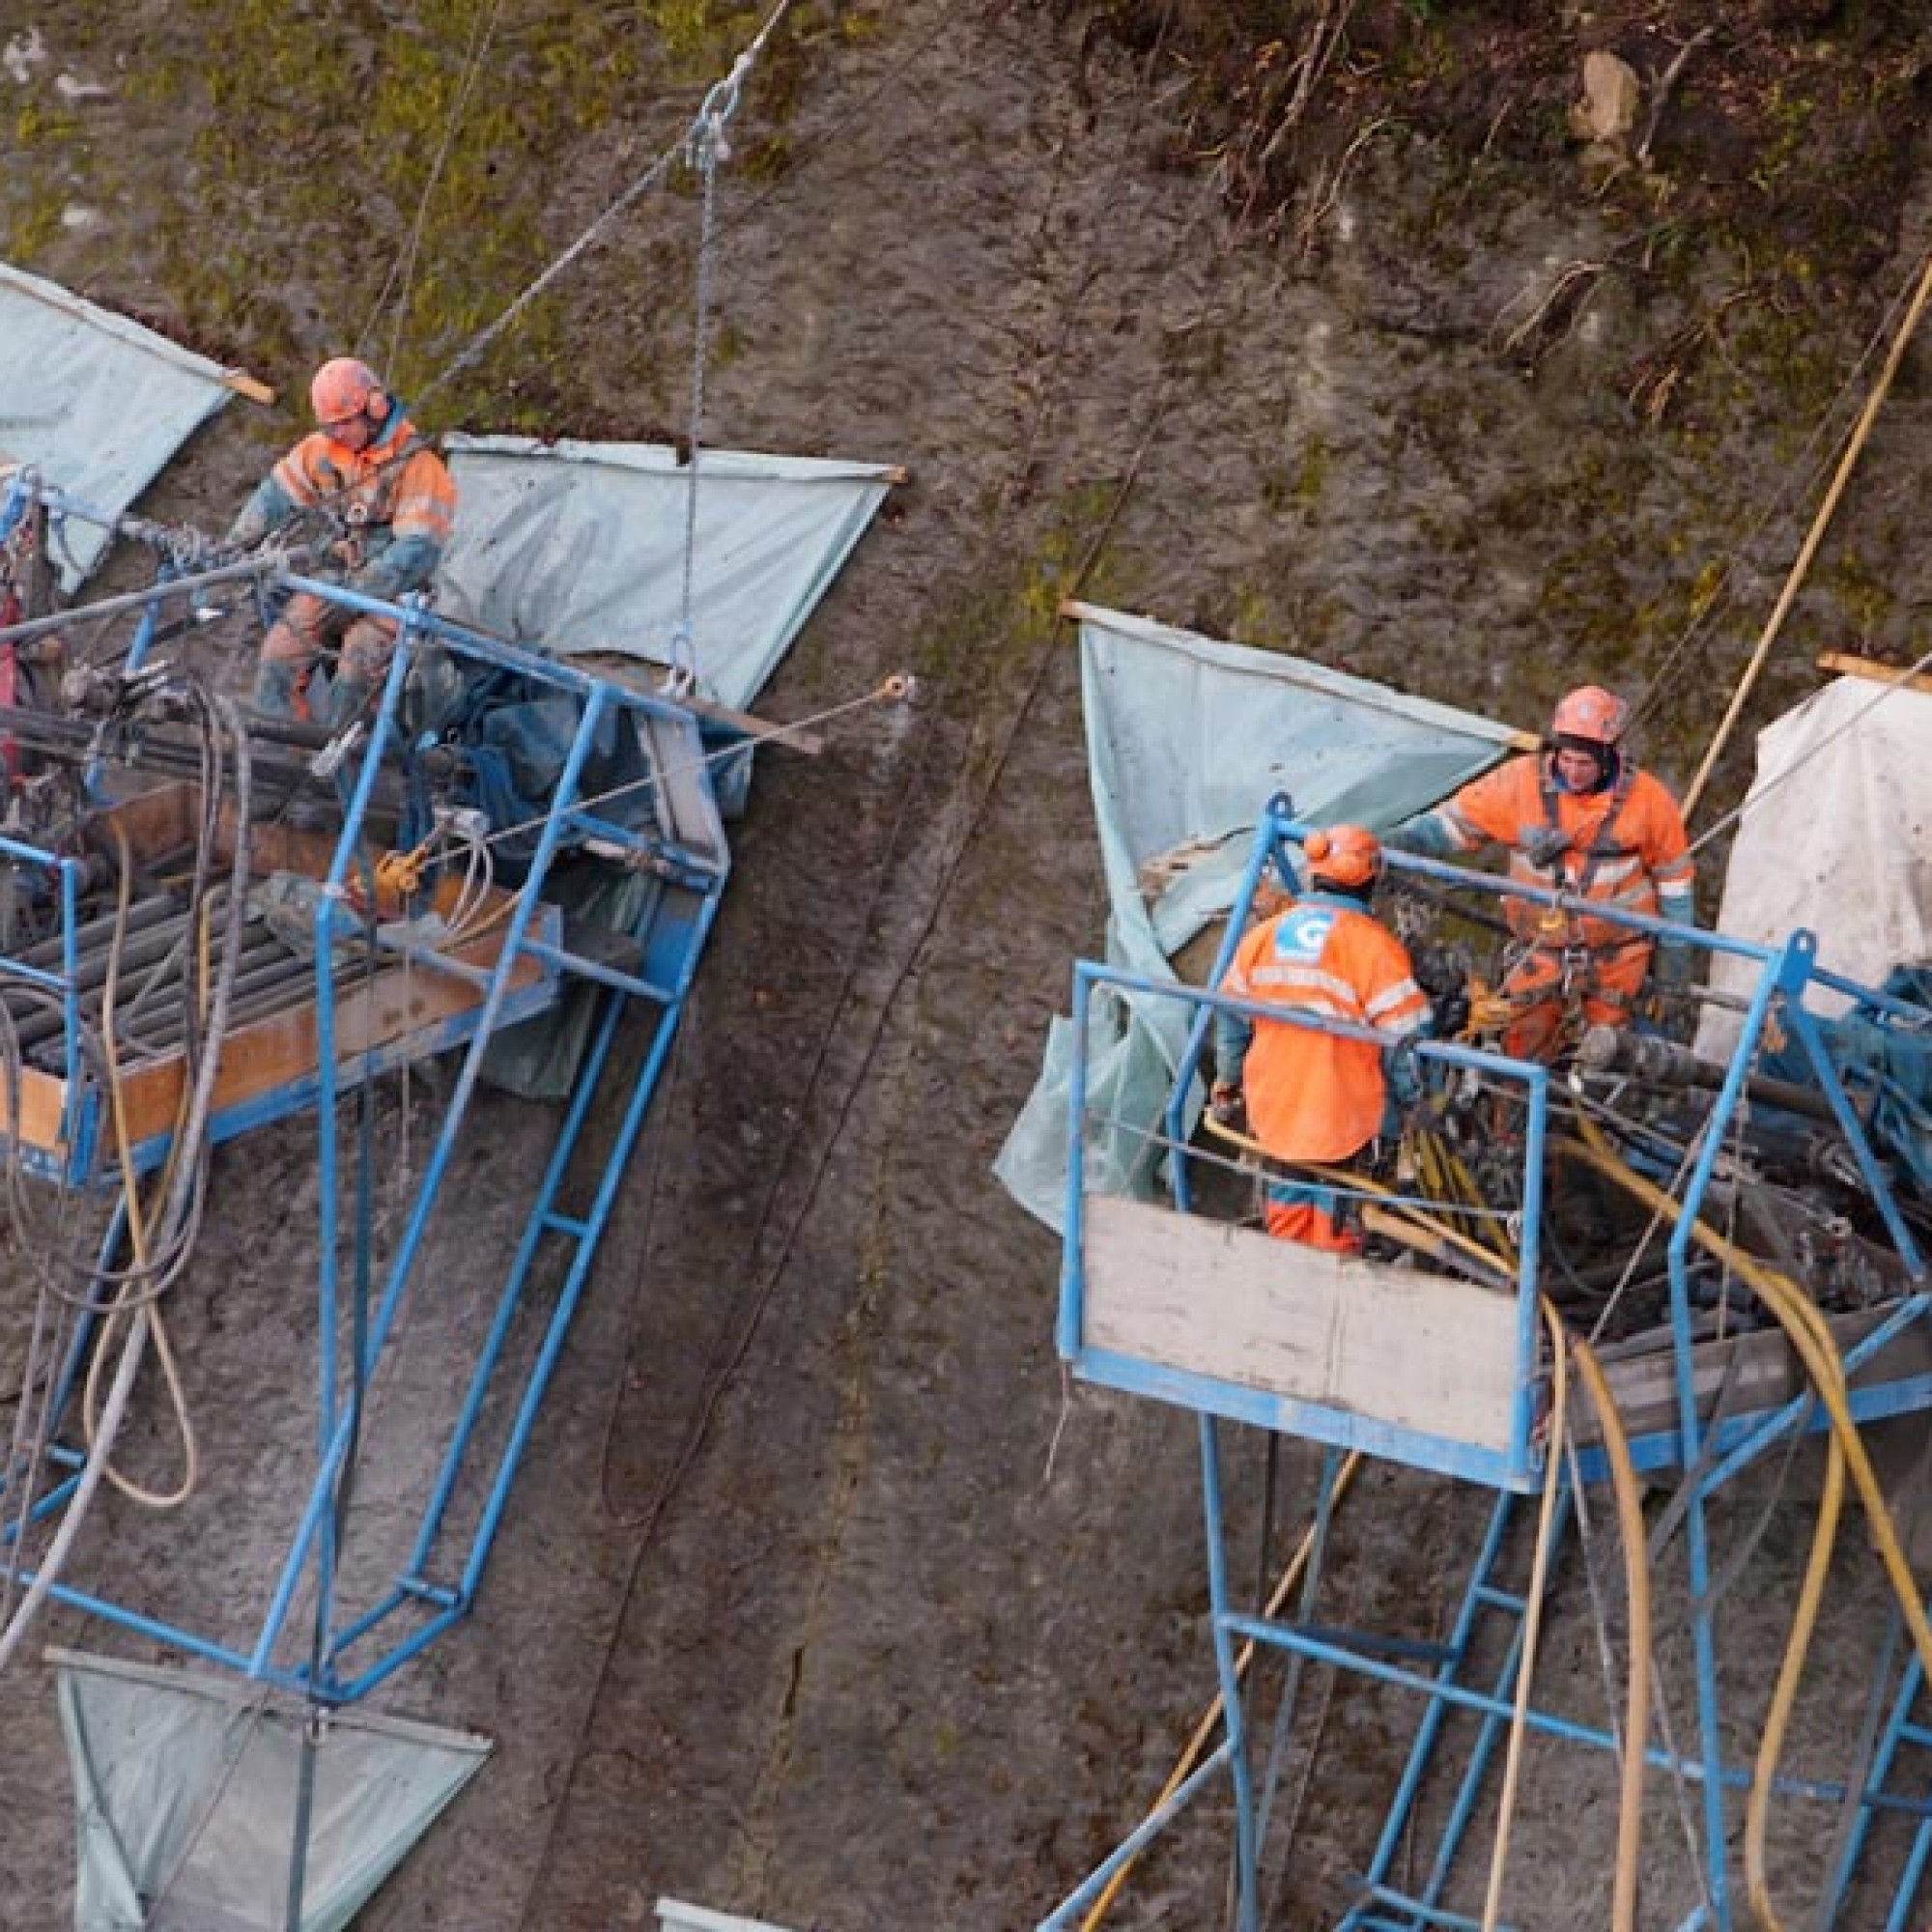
[
  {"left": 56, "top": 1648, "right": 490, "bottom": 1931},
  {"left": 994, "top": 603, "right": 1525, "bottom": 1232},
  {"left": 436, "top": 436, "right": 899, "bottom": 711},
  {"left": 0, "top": 262, "right": 246, "bottom": 588}
]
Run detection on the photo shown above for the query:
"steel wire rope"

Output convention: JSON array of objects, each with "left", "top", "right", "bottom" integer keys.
[
  {"left": 469, "top": 675, "right": 915, "bottom": 858},
  {"left": 1683, "top": 627, "right": 1932, "bottom": 863},
  {"left": 515, "top": 32, "right": 1214, "bottom": 1927},
  {"left": 364, "top": 0, "right": 510, "bottom": 377},
  {"left": 127, "top": 1682, "right": 280, "bottom": 1928},
  {"left": 283, "top": 845, "right": 387, "bottom": 1932},
  {"left": 1627, "top": 232, "right": 1932, "bottom": 743},
  {"left": 412, "top": 0, "right": 797, "bottom": 412},
  {"left": 668, "top": 80, "right": 724, "bottom": 695},
  {"left": 1078, "top": 1454, "right": 1366, "bottom": 1930},
  {"left": 78, "top": 820, "right": 201, "bottom": 1510}
]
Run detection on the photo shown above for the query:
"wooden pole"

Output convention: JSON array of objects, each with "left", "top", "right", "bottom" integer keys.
[{"left": 1684, "top": 241, "right": 1932, "bottom": 821}]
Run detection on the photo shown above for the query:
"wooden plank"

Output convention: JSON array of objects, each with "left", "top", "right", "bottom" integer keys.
[
  {"left": 0, "top": 1064, "right": 70, "bottom": 1155},
  {"left": 0, "top": 268, "right": 269, "bottom": 404},
  {"left": 99, "top": 781, "right": 195, "bottom": 860},
  {"left": 1816, "top": 651, "right": 1932, "bottom": 697},
  {"left": 1082, "top": 1194, "right": 1521, "bottom": 1452},
  {"left": 111, "top": 923, "right": 550, "bottom": 1145},
  {"left": 566, "top": 650, "right": 827, "bottom": 757}
]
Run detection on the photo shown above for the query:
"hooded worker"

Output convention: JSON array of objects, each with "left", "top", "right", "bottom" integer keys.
[
  {"left": 1212, "top": 824, "right": 1432, "bottom": 1252},
  {"left": 1388, "top": 684, "right": 1695, "bottom": 1061},
  {"left": 228, "top": 356, "right": 458, "bottom": 727}
]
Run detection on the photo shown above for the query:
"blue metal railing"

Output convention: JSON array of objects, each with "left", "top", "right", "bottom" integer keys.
[{"left": 0, "top": 519, "right": 736, "bottom": 1705}]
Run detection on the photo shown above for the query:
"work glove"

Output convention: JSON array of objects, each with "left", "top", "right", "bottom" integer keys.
[
  {"left": 1519, "top": 823, "right": 1571, "bottom": 869},
  {"left": 1209, "top": 1081, "right": 1245, "bottom": 1130}
]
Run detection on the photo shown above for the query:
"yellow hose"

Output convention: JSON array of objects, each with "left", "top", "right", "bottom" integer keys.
[
  {"left": 1481, "top": 1297, "right": 1568, "bottom": 1931},
  {"left": 1202, "top": 1114, "right": 1516, "bottom": 1281},
  {"left": 1078, "top": 1451, "right": 1363, "bottom": 1929},
  {"left": 1560, "top": 1117, "right": 1932, "bottom": 1926},
  {"left": 1567, "top": 1331, "right": 1653, "bottom": 1932},
  {"left": 1745, "top": 1434, "right": 1845, "bottom": 1928}
]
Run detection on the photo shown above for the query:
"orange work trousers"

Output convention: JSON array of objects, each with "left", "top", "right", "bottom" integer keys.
[
  {"left": 1264, "top": 1175, "right": 1363, "bottom": 1254},
  {"left": 1500, "top": 940, "right": 1650, "bottom": 1064}
]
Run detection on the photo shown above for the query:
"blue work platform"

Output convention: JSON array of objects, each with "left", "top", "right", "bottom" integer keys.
[
  {"left": 1040, "top": 797, "right": 1932, "bottom": 1932},
  {"left": 0, "top": 489, "right": 734, "bottom": 1706}
]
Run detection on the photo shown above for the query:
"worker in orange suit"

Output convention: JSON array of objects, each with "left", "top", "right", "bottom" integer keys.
[
  {"left": 227, "top": 356, "right": 457, "bottom": 728},
  {"left": 1389, "top": 685, "right": 1694, "bottom": 1063},
  {"left": 1211, "top": 825, "right": 1431, "bottom": 1252}
]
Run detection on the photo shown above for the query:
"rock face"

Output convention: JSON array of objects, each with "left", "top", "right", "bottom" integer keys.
[{"left": 2, "top": 5, "right": 1932, "bottom": 1928}]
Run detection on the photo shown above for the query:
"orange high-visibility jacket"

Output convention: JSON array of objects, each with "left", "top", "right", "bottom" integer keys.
[
  {"left": 269, "top": 412, "right": 457, "bottom": 594},
  {"left": 1219, "top": 895, "right": 1430, "bottom": 1163},
  {"left": 1431, "top": 753, "right": 1693, "bottom": 952}
]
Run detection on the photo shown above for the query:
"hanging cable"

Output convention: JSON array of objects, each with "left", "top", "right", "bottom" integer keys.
[
  {"left": 1630, "top": 233, "right": 1932, "bottom": 742},
  {"left": 367, "top": 0, "right": 510, "bottom": 376},
  {"left": 667, "top": 58, "right": 728, "bottom": 696},
  {"left": 415, "top": 0, "right": 797, "bottom": 412},
  {"left": 473, "top": 671, "right": 916, "bottom": 856},
  {"left": 1681, "top": 237, "right": 1932, "bottom": 822},
  {"left": 1077, "top": 1452, "right": 1365, "bottom": 1929}
]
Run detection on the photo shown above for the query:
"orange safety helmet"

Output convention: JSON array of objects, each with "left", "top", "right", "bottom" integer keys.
[
  {"left": 1303, "top": 824, "right": 1381, "bottom": 891},
  {"left": 1550, "top": 684, "right": 1630, "bottom": 749},
  {"left": 309, "top": 356, "right": 387, "bottom": 429}
]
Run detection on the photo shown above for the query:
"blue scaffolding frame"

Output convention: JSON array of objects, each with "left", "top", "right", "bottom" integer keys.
[
  {"left": 1042, "top": 798, "right": 1932, "bottom": 1931},
  {"left": 0, "top": 507, "right": 734, "bottom": 1704}
]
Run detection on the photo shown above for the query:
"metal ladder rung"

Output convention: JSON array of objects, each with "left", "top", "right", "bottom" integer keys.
[{"left": 1346, "top": 1881, "right": 1508, "bottom": 1930}]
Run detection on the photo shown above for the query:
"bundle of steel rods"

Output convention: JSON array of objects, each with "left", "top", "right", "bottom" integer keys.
[{"left": 0, "top": 881, "right": 378, "bottom": 1071}]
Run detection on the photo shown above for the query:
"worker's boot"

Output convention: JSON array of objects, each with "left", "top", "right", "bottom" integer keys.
[{"left": 252, "top": 659, "right": 300, "bottom": 719}]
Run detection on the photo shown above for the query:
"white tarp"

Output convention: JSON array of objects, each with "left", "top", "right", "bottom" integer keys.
[
  {"left": 1697, "top": 672, "right": 1932, "bottom": 1059},
  {"left": 0, "top": 262, "right": 243, "bottom": 588},
  {"left": 55, "top": 1649, "right": 490, "bottom": 1932},
  {"left": 436, "top": 436, "right": 898, "bottom": 712},
  {"left": 658, "top": 1902, "right": 797, "bottom": 1932},
  {"left": 994, "top": 604, "right": 1524, "bottom": 1232}
]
